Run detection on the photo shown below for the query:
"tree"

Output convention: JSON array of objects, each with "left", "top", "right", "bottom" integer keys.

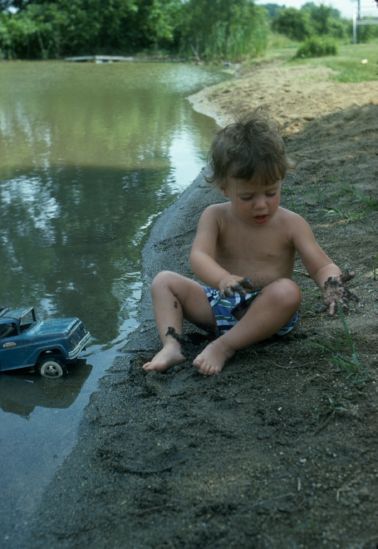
[
  {"left": 271, "top": 4, "right": 348, "bottom": 43},
  {"left": 262, "top": 3, "right": 283, "bottom": 18},
  {"left": 1, "top": 0, "right": 267, "bottom": 60},
  {"left": 272, "top": 7, "right": 311, "bottom": 41},
  {"left": 143, "top": 0, "right": 182, "bottom": 49},
  {"left": 101, "top": 0, "right": 182, "bottom": 52},
  {"left": 0, "top": 1, "right": 37, "bottom": 11},
  {"left": 179, "top": 0, "right": 268, "bottom": 61},
  {"left": 1, "top": 0, "right": 175, "bottom": 57},
  {"left": 303, "top": 3, "right": 347, "bottom": 39}
]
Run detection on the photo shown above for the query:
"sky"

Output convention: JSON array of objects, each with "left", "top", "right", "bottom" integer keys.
[{"left": 256, "top": 0, "right": 378, "bottom": 19}]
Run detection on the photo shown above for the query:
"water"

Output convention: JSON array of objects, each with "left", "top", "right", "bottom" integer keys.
[{"left": 0, "top": 60, "right": 225, "bottom": 542}]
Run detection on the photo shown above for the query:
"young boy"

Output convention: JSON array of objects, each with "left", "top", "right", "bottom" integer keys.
[{"left": 143, "top": 109, "right": 354, "bottom": 376}]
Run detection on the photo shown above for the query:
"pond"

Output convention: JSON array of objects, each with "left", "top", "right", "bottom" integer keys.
[{"left": 0, "top": 60, "right": 225, "bottom": 545}]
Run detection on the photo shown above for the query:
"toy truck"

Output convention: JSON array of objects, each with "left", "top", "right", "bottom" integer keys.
[{"left": 0, "top": 306, "right": 91, "bottom": 378}]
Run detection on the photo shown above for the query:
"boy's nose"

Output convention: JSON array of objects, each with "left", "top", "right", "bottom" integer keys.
[{"left": 253, "top": 196, "right": 267, "bottom": 209}]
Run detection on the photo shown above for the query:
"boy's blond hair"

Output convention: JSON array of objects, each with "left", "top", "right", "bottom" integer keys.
[{"left": 208, "top": 109, "right": 288, "bottom": 187}]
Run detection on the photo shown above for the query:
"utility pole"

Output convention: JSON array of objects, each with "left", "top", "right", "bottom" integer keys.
[
  {"left": 352, "top": 0, "right": 360, "bottom": 43},
  {"left": 353, "top": 0, "right": 378, "bottom": 44}
]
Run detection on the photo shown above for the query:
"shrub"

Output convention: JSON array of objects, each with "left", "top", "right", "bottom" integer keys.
[{"left": 295, "top": 36, "right": 338, "bottom": 58}]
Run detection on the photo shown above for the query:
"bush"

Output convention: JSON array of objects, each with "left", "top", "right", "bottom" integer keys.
[{"left": 295, "top": 36, "right": 338, "bottom": 58}]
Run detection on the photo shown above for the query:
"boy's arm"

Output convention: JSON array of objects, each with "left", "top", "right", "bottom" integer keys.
[
  {"left": 190, "top": 206, "right": 245, "bottom": 293},
  {"left": 292, "top": 214, "right": 356, "bottom": 315}
]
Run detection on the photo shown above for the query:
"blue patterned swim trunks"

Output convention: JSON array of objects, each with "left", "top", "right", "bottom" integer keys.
[{"left": 203, "top": 286, "right": 299, "bottom": 336}]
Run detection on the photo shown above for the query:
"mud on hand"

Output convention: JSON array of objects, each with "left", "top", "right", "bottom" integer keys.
[
  {"left": 223, "top": 277, "right": 255, "bottom": 297},
  {"left": 323, "top": 270, "right": 359, "bottom": 316}
]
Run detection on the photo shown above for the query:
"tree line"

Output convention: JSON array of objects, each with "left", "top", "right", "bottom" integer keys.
[{"left": 0, "top": 0, "right": 376, "bottom": 61}]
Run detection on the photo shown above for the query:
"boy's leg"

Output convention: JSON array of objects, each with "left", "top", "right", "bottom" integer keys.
[
  {"left": 193, "top": 278, "right": 301, "bottom": 376},
  {"left": 143, "top": 271, "right": 216, "bottom": 372}
]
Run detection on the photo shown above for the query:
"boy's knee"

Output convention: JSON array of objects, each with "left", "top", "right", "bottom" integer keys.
[
  {"left": 270, "top": 278, "right": 301, "bottom": 309},
  {"left": 151, "top": 271, "right": 184, "bottom": 294},
  {"left": 151, "top": 270, "right": 175, "bottom": 289}
]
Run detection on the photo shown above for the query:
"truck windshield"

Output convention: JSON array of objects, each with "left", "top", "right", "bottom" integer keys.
[{"left": 20, "top": 310, "right": 35, "bottom": 330}]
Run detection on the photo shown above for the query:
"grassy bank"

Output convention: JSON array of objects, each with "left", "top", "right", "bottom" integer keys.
[
  {"left": 247, "top": 38, "right": 378, "bottom": 83},
  {"left": 293, "top": 40, "right": 378, "bottom": 82}
]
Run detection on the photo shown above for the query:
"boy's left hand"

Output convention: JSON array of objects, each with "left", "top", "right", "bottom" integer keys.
[{"left": 323, "top": 270, "right": 358, "bottom": 316}]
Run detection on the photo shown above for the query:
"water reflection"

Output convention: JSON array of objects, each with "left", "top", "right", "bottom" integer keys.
[
  {"left": 0, "top": 61, "right": 225, "bottom": 545},
  {"left": 0, "top": 62, "right": 221, "bottom": 173},
  {"left": 0, "top": 166, "right": 173, "bottom": 342},
  {"left": 0, "top": 360, "right": 92, "bottom": 418},
  {"left": 0, "top": 62, "right": 222, "bottom": 346}
]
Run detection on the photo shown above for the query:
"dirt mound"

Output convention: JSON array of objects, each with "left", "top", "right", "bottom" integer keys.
[
  {"left": 30, "top": 63, "right": 378, "bottom": 548},
  {"left": 189, "top": 62, "right": 378, "bottom": 133}
]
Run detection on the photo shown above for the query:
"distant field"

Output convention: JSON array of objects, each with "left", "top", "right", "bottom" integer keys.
[
  {"left": 296, "top": 41, "right": 378, "bottom": 83},
  {"left": 253, "top": 37, "right": 378, "bottom": 84}
]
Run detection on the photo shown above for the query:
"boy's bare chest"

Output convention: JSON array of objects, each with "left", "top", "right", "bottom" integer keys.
[{"left": 217, "top": 225, "right": 292, "bottom": 262}]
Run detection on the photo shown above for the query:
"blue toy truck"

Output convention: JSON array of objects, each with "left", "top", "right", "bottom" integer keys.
[{"left": 0, "top": 306, "right": 91, "bottom": 378}]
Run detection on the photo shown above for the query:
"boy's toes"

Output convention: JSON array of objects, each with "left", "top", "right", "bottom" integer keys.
[
  {"left": 203, "top": 364, "right": 219, "bottom": 376},
  {"left": 193, "top": 357, "right": 207, "bottom": 374},
  {"left": 193, "top": 356, "right": 202, "bottom": 368},
  {"left": 201, "top": 364, "right": 212, "bottom": 376},
  {"left": 194, "top": 359, "right": 215, "bottom": 376}
]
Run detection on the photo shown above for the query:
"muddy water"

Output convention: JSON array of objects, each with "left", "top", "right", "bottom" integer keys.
[{"left": 0, "top": 60, "right": 224, "bottom": 542}]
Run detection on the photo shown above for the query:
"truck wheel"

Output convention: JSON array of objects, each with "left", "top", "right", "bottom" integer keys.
[{"left": 38, "top": 356, "right": 66, "bottom": 379}]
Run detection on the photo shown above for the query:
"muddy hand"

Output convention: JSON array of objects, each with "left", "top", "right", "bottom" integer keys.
[
  {"left": 239, "top": 277, "right": 255, "bottom": 291},
  {"left": 223, "top": 277, "right": 255, "bottom": 296},
  {"left": 323, "top": 270, "right": 358, "bottom": 316}
]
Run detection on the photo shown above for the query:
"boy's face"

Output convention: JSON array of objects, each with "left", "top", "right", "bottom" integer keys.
[{"left": 222, "top": 176, "right": 281, "bottom": 226}]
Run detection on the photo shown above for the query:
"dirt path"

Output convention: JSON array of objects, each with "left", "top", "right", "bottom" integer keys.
[{"left": 30, "top": 61, "right": 378, "bottom": 548}]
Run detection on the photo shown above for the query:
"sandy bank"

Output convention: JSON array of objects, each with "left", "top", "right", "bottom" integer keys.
[{"left": 188, "top": 61, "right": 378, "bottom": 134}]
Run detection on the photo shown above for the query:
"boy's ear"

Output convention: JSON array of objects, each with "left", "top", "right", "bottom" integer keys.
[{"left": 219, "top": 180, "right": 229, "bottom": 197}]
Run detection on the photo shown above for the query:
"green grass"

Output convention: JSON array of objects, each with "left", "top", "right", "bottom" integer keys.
[
  {"left": 325, "top": 207, "right": 365, "bottom": 223},
  {"left": 312, "top": 310, "right": 368, "bottom": 383},
  {"left": 263, "top": 38, "right": 378, "bottom": 82},
  {"left": 289, "top": 40, "right": 378, "bottom": 82},
  {"left": 319, "top": 184, "right": 378, "bottom": 223},
  {"left": 265, "top": 32, "right": 300, "bottom": 60},
  {"left": 324, "top": 41, "right": 378, "bottom": 82}
]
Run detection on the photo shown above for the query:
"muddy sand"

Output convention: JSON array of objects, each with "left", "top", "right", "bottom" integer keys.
[{"left": 29, "top": 61, "right": 378, "bottom": 548}]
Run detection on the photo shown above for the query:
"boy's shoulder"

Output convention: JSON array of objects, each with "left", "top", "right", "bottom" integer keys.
[
  {"left": 201, "top": 202, "right": 230, "bottom": 218},
  {"left": 205, "top": 201, "right": 229, "bottom": 211},
  {"left": 278, "top": 207, "right": 307, "bottom": 224},
  {"left": 277, "top": 208, "right": 313, "bottom": 238}
]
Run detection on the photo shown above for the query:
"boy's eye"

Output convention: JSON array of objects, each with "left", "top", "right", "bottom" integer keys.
[{"left": 266, "top": 192, "right": 277, "bottom": 197}]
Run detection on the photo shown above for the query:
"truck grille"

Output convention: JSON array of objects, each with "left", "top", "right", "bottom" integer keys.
[{"left": 69, "top": 323, "right": 87, "bottom": 349}]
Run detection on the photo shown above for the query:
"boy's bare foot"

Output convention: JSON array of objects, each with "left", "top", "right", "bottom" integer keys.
[
  {"left": 193, "top": 338, "right": 235, "bottom": 376},
  {"left": 142, "top": 342, "right": 185, "bottom": 372}
]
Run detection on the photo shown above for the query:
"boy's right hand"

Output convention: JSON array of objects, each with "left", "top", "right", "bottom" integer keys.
[{"left": 220, "top": 276, "right": 255, "bottom": 296}]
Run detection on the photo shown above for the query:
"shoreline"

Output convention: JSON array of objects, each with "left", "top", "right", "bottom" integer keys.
[
  {"left": 27, "top": 168, "right": 224, "bottom": 549},
  {"left": 187, "top": 86, "right": 229, "bottom": 127},
  {"left": 25, "top": 81, "right": 226, "bottom": 548}
]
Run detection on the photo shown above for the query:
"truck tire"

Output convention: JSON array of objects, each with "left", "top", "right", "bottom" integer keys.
[{"left": 38, "top": 356, "right": 66, "bottom": 378}]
